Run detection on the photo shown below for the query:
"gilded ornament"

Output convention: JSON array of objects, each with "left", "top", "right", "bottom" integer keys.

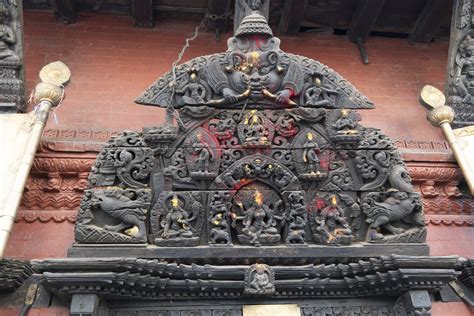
[
  {"left": 33, "top": 82, "right": 63, "bottom": 106},
  {"left": 427, "top": 106, "right": 455, "bottom": 127},
  {"left": 39, "top": 61, "right": 71, "bottom": 86},
  {"left": 419, "top": 85, "right": 446, "bottom": 109}
]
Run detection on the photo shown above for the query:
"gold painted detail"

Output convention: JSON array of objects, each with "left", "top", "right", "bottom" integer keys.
[
  {"left": 427, "top": 106, "right": 455, "bottom": 127},
  {"left": 39, "top": 61, "right": 71, "bottom": 86}
]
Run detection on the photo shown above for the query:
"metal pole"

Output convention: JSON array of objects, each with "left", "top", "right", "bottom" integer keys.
[{"left": 0, "top": 101, "right": 52, "bottom": 258}]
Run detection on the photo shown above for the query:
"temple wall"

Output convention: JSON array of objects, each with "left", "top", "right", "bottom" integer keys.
[{"left": 1, "top": 10, "right": 472, "bottom": 315}]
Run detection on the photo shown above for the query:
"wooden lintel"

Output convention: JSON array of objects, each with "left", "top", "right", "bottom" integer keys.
[
  {"left": 347, "top": 0, "right": 385, "bottom": 42},
  {"left": 278, "top": 0, "right": 308, "bottom": 35},
  {"left": 207, "top": 0, "right": 231, "bottom": 40},
  {"left": 50, "top": 0, "right": 76, "bottom": 24},
  {"left": 131, "top": 0, "right": 154, "bottom": 28},
  {"left": 408, "top": 0, "right": 451, "bottom": 45}
]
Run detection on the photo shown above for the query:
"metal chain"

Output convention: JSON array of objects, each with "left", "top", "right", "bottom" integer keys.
[{"left": 166, "top": 11, "right": 233, "bottom": 128}]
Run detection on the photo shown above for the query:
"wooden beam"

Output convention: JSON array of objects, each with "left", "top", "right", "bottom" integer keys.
[
  {"left": 131, "top": 0, "right": 154, "bottom": 28},
  {"left": 50, "top": 0, "right": 76, "bottom": 24},
  {"left": 408, "top": 0, "right": 451, "bottom": 45},
  {"left": 347, "top": 0, "right": 385, "bottom": 42},
  {"left": 278, "top": 0, "right": 308, "bottom": 35},
  {"left": 207, "top": 0, "right": 231, "bottom": 41}
]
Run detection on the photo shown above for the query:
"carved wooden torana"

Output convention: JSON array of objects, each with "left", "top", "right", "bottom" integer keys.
[
  {"left": 78, "top": 12, "right": 425, "bottom": 247},
  {"left": 0, "top": 0, "right": 24, "bottom": 113},
  {"left": 32, "top": 12, "right": 465, "bottom": 315},
  {"left": 447, "top": 0, "right": 474, "bottom": 127}
]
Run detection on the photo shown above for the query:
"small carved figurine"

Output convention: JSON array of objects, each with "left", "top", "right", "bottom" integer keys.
[
  {"left": 332, "top": 109, "right": 358, "bottom": 134},
  {"left": 249, "top": 264, "right": 273, "bottom": 292},
  {"left": 0, "top": 7, "right": 17, "bottom": 61},
  {"left": 304, "top": 73, "right": 339, "bottom": 107},
  {"left": 313, "top": 195, "right": 352, "bottom": 245},
  {"left": 300, "top": 133, "right": 327, "bottom": 179},
  {"left": 192, "top": 133, "right": 214, "bottom": 173},
  {"left": 232, "top": 191, "right": 281, "bottom": 247},
  {"left": 243, "top": 111, "right": 269, "bottom": 145},
  {"left": 244, "top": 263, "right": 275, "bottom": 295},
  {"left": 176, "top": 68, "right": 207, "bottom": 105},
  {"left": 161, "top": 194, "right": 195, "bottom": 239},
  {"left": 209, "top": 193, "right": 232, "bottom": 245},
  {"left": 285, "top": 192, "right": 307, "bottom": 245}
]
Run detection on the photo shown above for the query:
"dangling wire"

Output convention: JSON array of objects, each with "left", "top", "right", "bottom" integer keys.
[{"left": 166, "top": 12, "right": 233, "bottom": 129}]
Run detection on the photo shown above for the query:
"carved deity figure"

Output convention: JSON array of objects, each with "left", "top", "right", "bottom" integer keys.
[
  {"left": 232, "top": 191, "right": 280, "bottom": 247},
  {"left": 453, "top": 35, "right": 474, "bottom": 104},
  {"left": 176, "top": 68, "right": 206, "bottom": 105},
  {"left": 302, "top": 133, "right": 321, "bottom": 174},
  {"left": 0, "top": 8, "right": 17, "bottom": 61},
  {"left": 249, "top": 264, "right": 273, "bottom": 292},
  {"left": 333, "top": 109, "right": 358, "bottom": 134},
  {"left": 161, "top": 195, "right": 194, "bottom": 239},
  {"left": 244, "top": 112, "right": 269, "bottom": 145},
  {"left": 305, "top": 74, "right": 339, "bottom": 107},
  {"left": 93, "top": 191, "right": 147, "bottom": 240},
  {"left": 315, "top": 195, "right": 352, "bottom": 243},
  {"left": 209, "top": 194, "right": 231, "bottom": 245},
  {"left": 192, "top": 133, "right": 214, "bottom": 172},
  {"left": 286, "top": 192, "right": 307, "bottom": 244}
]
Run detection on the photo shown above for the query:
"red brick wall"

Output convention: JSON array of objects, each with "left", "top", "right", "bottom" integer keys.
[{"left": 23, "top": 10, "right": 448, "bottom": 140}]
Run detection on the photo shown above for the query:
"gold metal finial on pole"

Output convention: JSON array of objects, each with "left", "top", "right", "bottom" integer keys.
[
  {"left": 419, "top": 85, "right": 474, "bottom": 195},
  {"left": 0, "top": 61, "right": 71, "bottom": 258}
]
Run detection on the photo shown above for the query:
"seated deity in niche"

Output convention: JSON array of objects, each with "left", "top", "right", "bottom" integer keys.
[
  {"left": 304, "top": 73, "right": 340, "bottom": 107},
  {"left": 231, "top": 191, "right": 282, "bottom": 247},
  {"left": 176, "top": 68, "right": 207, "bottom": 105},
  {"left": 333, "top": 109, "right": 357, "bottom": 134},
  {"left": 313, "top": 195, "right": 352, "bottom": 245},
  {"left": 243, "top": 112, "right": 269, "bottom": 146},
  {"left": 301, "top": 133, "right": 327, "bottom": 179},
  {"left": 0, "top": 8, "right": 18, "bottom": 61},
  {"left": 160, "top": 195, "right": 194, "bottom": 240}
]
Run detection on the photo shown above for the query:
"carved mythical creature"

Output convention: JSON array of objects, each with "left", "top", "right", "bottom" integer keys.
[
  {"left": 205, "top": 13, "right": 304, "bottom": 106},
  {"left": 364, "top": 190, "right": 423, "bottom": 241},
  {"left": 314, "top": 195, "right": 352, "bottom": 244},
  {"left": 0, "top": 7, "right": 17, "bottom": 61},
  {"left": 93, "top": 191, "right": 147, "bottom": 240},
  {"left": 161, "top": 195, "right": 195, "bottom": 239}
]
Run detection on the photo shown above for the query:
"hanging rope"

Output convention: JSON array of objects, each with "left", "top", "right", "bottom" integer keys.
[{"left": 166, "top": 11, "right": 233, "bottom": 129}]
